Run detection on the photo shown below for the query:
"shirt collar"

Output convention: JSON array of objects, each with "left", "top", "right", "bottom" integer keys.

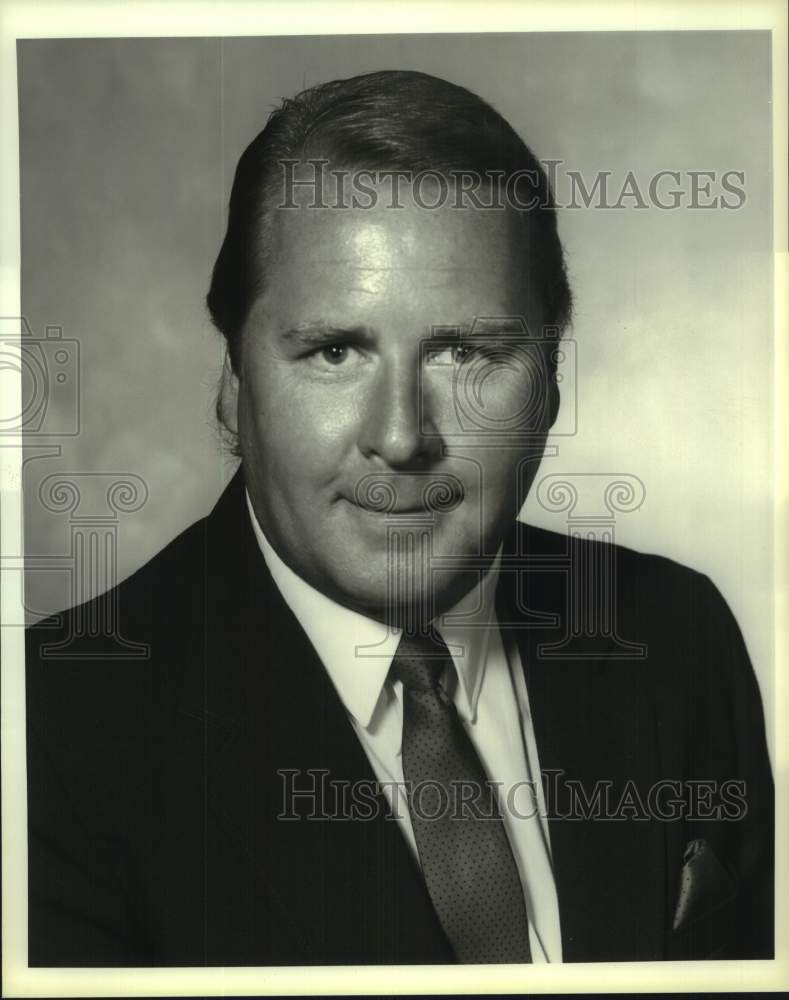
[{"left": 246, "top": 489, "right": 502, "bottom": 728}]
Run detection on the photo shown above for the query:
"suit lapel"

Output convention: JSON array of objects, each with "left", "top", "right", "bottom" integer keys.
[
  {"left": 176, "top": 468, "right": 453, "bottom": 964},
  {"left": 498, "top": 521, "right": 667, "bottom": 962}
]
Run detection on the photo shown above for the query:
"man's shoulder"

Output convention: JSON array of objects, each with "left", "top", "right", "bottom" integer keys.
[
  {"left": 515, "top": 518, "right": 713, "bottom": 591},
  {"left": 514, "top": 519, "right": 757, "bottom": 706},
  {"left": 27, "top": 510, "right": 210, "bottom": 644},
  {"left": 25, "top": 507, "right": 215, "bottom": 733},
  {"left": 512, "top": 519, "right": 746, "bottom": 665}
]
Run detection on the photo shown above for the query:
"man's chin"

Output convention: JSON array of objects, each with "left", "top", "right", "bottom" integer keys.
[
  {"left": 311, "top": 506, "right": 494, "bottom": 620},
  {"left": 320, "top": 556, "right": 482, "bottom": 627},
  {"left": 322, "top": 576, "right": 431, "bottom": 625}
]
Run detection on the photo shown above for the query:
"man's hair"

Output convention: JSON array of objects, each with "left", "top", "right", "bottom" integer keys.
[{"left": 206, "top": 69, "right": 572, "bottom": 376}]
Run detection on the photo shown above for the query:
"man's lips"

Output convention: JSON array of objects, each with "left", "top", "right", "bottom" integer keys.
[
  {"left": 347, "top": 498, "right": 435, "bottom": 515},
  {"left": 342, "top": 473, "right": 466, "bottom": 515}
]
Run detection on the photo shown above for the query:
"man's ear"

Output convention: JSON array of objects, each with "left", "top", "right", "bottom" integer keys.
[
  {"left": 216, "top": 350, "right": 240, "bottom": 439},
  {"left": 538, "top": 328, "right": 563, "bottom": 432},
  {"left": 546, "top": 374, "right": 560, "bottom": 431}
]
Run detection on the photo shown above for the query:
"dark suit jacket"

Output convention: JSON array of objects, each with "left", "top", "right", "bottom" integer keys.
[{"left": 25, "top": 467, "right": 774, "bottom": 965}]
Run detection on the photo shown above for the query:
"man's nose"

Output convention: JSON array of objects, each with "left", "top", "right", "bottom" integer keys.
[{"left": 358, "top": 358, "right": 442, "bottom": 468}]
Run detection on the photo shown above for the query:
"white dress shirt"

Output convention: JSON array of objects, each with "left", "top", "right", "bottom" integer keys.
[{"left": 246, "top": 490, "right": 563, "bottom": 962}]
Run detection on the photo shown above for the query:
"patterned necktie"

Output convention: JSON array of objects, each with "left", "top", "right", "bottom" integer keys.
[{"left": 391, "top": 628, "right": 532, "bottom": 963}]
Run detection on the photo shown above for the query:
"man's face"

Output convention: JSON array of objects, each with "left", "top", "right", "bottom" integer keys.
[{"left": 235, "top": 180, "right": 556, "bottom": 622}]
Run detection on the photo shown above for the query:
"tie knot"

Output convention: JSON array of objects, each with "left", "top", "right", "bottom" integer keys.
[{"left": 391, "top": 629, "right": 452, "bottom": 693}]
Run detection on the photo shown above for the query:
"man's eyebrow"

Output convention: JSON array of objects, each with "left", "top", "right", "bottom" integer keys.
[
  {"left": 434, "top": 319, "right": 531, "bottom": 338},
  {"left": 278, "top": 323, "right": 373, "bottom": 344}
]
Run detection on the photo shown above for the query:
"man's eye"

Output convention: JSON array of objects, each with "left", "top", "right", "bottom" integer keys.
[
  {"left": 454, "top": 343, "right": 477, "bottom": 362},
  {"left": 321, "top": 344, "right": 349, "bottom": 365},
  {"left": 425, "top": 343, "right": 480, "bottom": 365},
  {"left": 305, "top": 342, "right": 367, "bottom": 372}
]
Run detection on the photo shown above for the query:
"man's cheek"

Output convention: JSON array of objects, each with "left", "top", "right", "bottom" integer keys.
[{"left": 475, "top": 459, "right": 521, "bottom": 522}]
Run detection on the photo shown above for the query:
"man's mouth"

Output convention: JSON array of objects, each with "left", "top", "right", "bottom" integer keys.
[
  {"left": 344, "top": 473, "right": 465, "bottom": 516},
  {"left": 350, "top": 499, "right": 433, "bottom": 515}
]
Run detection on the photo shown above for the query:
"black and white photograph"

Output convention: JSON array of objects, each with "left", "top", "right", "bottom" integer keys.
[{"left": 2, "top": 2, "right": 786, "bottom": 996}]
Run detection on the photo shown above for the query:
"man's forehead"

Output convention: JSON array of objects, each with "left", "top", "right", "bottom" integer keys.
[{"left": 268, "top": 195, "right": 526, "bottom": 274}]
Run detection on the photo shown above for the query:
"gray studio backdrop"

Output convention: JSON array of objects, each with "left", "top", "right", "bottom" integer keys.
[{"left": 18, "top": 33, "right": 773, "bottom": 748}]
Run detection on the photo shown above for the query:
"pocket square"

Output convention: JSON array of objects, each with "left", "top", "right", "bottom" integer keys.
[{"left": 672, "top": 837, "right": 737, "bottom": 932}]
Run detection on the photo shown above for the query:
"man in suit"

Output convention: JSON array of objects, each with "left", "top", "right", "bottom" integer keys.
[{"left": 26, "top": 70, "right": 773, "bottom": 965}]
